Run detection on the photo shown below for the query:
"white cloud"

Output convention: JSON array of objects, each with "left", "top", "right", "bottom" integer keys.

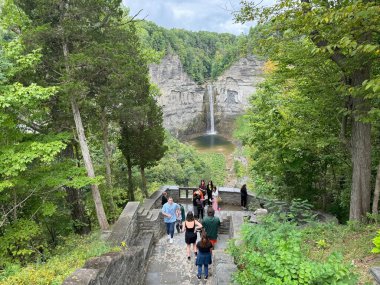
[
  {"left": 218, "top": 19, "right": 252, "bottom": 35},
  {"left": 121, "top": 0, "right": 256, "bottom": 35},
  {"left": 171, "top": 6, "right": 195, "bottom": 20}
]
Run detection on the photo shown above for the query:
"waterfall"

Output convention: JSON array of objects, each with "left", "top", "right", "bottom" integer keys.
[{"left": 208, "top": 85, "right": 216, "bottom": 134}]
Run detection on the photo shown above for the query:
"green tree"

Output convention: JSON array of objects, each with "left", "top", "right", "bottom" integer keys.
[
  {"left": 235, "top": 0, "right": 380, "bottom": 221},
  {"left": 137, "top": 21, "right": 244, "bottom": 83},
  {"left": 134, "top": 96, "right": 167, "bottom": 197},
  {"left": 10, "top": 0, "right": 142, "bottom": 230}
]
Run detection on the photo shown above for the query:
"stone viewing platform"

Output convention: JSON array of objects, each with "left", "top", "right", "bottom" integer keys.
[{"left": 62, "top": 186, "right": 260, "bottom": 285}]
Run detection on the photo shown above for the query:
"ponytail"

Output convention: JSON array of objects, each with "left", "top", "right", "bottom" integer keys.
[{"left": 200, "top": 229, "right": 210, "bottom": 248}]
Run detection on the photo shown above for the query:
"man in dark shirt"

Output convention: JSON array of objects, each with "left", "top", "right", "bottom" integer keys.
[
  {"left": 240, "top": 184, "right": 248, "bottom": 209},
  {"left": 202, "top": 207, "right": 221, "bottom": 247},
  {"left": 161, "top": 191, "right": 168, "bottom": 206}
]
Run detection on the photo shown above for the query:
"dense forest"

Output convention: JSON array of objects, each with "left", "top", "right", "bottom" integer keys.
[
  {"left": 137, "top": 20, "right": 249, "bottom": 83},
  {"left": 0, "top": 1, "right": 227, "bottom": 283},
  {"left": 235, "top": 0, "right": 380, "bottom": 223},
  {"left": 1, "top": 0, "right": 380, "bottom": 283},
  {"left": 230, "top": 1, "right": 380, "bottom": 284}
]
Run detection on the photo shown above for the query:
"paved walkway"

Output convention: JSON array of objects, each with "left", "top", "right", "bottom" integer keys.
[{"left": 145, "top": 204, "right": 234, "bottom": 285}]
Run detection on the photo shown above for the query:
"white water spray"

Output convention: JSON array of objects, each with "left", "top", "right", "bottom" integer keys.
[{"left": 207, "top": 85, "right": 216, "bottom": 135}]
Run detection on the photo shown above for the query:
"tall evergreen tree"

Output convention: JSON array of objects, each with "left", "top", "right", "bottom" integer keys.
[{"left": 12, "top": 0, "right": 136, "bottom": 230}]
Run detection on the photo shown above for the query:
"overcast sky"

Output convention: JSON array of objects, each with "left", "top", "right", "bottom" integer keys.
[{"left": 122, "top": 0, "right": 265, "bottom": 35}]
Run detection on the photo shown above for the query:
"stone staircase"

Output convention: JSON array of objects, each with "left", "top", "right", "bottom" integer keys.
[
  {"left": 218, "top": 211, "right": 232, "bottom": 236},
  {"left": 219, "top": 215, "right": 231, "bottom": 235}
]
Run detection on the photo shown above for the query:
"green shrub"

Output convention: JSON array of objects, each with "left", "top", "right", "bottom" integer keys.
[
  {"left": 371, "top": 230, "right": 380, "bottom": 254},
  {"left": 264, "top": 198, "right": 317, "bottom": 224},
  {"left": 228, "top": 219, "right": 357, "bottom": 285},
  {"left": 0, "top": 232, "right": 113, "bottom": 285},
  {"left": 0, "top": 219, "right": 46, "bottom": 266},
  {"left": 233, "top": 160, "right": 244, "bottom": 178}
]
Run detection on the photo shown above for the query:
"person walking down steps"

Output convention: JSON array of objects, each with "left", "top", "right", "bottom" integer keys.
[
  {"left": 161, "top": 197, "right": 179, "bottom": 244},
  {"left": 202, "top": 207, "right": 221, "bottom": 247},
  {"left": 195, "top": 229, "right": 213, "bottom": 280},
  {"left": 182, "top": 211, "right": 202, "bottom": 260}
]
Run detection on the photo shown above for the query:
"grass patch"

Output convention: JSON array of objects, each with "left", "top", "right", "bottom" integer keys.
[
  {"left": 302, "top": 222, "right": 379, "bottom": 285},
  {"left": 0, "top": 232, "right": 115, "bottom": 285}
]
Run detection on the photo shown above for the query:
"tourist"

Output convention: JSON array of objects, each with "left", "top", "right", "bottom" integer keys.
[
  {"left": 199, "top": 179, "right": 207, "bottom": 202},
  {"left": 193, "top": 188, "right": 204, "bottom": 219},
  {"left": 206, "top": 180, "right": 213, "bottom": 206},
  {"left": 202, "top": 207, "right": 221, "bottom": 247},
  {"left": 212, "top": 186, "right": 219, "bottom": 212},
  {"left": 161, "top": 197, "right": 180, "bottom": 244},
  {"left": 193, "top": 193, "right": 204, "bottom": 220},
  {"left": 176, "top": 203, "right": 186, "bottom": 233},
  {"left": 193, "top": 187, "right": 204, "bottom": 200},
  {"left": 196, "top": 194, "right": 204, "bottom": 220},
  {"left": 182, "top": 211, "right": 202, "bottom": 260},
  {"left": 161, "top": 191, "right": 168, "bottom": 206},
  {"left": 199, "top": 179, "right": 207, "bottom": 192},
  {"left": 195, "top": 229, "right": 213, "bottom": 280},
  {"left": 240, "top": 184, "right": 248, "bottom": 209}
]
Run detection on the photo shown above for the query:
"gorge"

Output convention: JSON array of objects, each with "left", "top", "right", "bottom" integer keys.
[{"left": 149, "top": 54, "right": 264, "bottom": 139}]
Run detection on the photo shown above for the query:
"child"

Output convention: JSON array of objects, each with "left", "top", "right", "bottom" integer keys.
[{"left": 195, "top": 229, "right": 213, "bottom": 280}]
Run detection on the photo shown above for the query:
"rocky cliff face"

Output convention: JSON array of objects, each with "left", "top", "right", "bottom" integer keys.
[{"left": 149, "top": 54, "right": 264, "bottom": 138}]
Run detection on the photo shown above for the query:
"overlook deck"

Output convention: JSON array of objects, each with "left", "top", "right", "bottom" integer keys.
[
  {"left": 145, "top": 203, "right": 249, "bottom": 285},
  {"left": 63, "top": 186, "right": 258, "bottom": 285}
]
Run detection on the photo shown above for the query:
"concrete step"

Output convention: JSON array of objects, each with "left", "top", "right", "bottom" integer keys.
[
  {"left": 138, "top": 207, "right": 145, "bottom": 215},
  {"left": 150, "top": 209, "right": 161, "bottom": 221}
]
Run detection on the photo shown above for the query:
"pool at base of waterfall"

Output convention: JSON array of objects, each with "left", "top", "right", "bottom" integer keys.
[{"left": 187, "top": 134, "right": 235, "bottom": 155}]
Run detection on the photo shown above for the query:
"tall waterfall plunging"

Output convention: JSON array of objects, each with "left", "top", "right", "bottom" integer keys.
[{"left": 207, "top": 84, "right": 216, "bottom": 134}]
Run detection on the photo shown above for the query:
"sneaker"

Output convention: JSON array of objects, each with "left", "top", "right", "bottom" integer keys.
[
  {"left": 169, "top": 238, "right": 173, "bottom": 244},
  {"left": 205, "top": 276, "right": 208, "bottom": 280},
  {"left": 197, "top": 275, "right": 201, "bottom": 280},
  {"left": 194, "top": 252, "right": 198, "bottom": 256},
  {"left": 167, "top": 234, "right": 170, "bottom": 241},
  {"left": 187, "top": 256, "right": 190, "bottom": 260}
]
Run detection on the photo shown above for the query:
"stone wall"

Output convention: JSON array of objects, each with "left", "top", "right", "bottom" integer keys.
[
  {"left": 63, "top": 247, "right": 145, "bottom": 285},
  {"left": 217, "top": 186, "right": 259, "bottom": 207},
  {"left": 62, "top": 190, "right": 165, "bottom": 285},
  {"left": 108, "top": 202, "right": 139, "bottom": 247},
  {"left": 149, "top": 54, "right": 264, "bottom": 138}
]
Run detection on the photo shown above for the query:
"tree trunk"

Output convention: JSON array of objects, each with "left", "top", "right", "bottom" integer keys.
[
  {"left": 100, "top": 108, "right": 115, "bottom": 215},
  {"left": 71, "top": 96, "right": 110, "bottom": 230},
  {"left": 140, "top": 166, "right": 148, "bottom": 198},
  {"left": 60, "top": 2, "right": 108, "bottom": 230},
  {"left": 126, "top": 157, "right": 135, "bottom": 201},
  {"left": 65, "top": 186, "right": 91, "bottom": 234},
  {"left": 62, "top": 37, "right": 109, "bottom": 230},
  {"left": 349, "top": 69, "right": 372, "bottom": 221},
  {"left": 64, "top": 143, "right": 91, "bottom": 234},
  {"left": 372, "top": 162, "right": 380, "bottom": 215}
]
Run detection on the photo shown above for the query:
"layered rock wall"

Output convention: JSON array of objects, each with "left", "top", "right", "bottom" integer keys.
[{"left": 149, "top": 54, "right": 264, "bottom": 138}]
